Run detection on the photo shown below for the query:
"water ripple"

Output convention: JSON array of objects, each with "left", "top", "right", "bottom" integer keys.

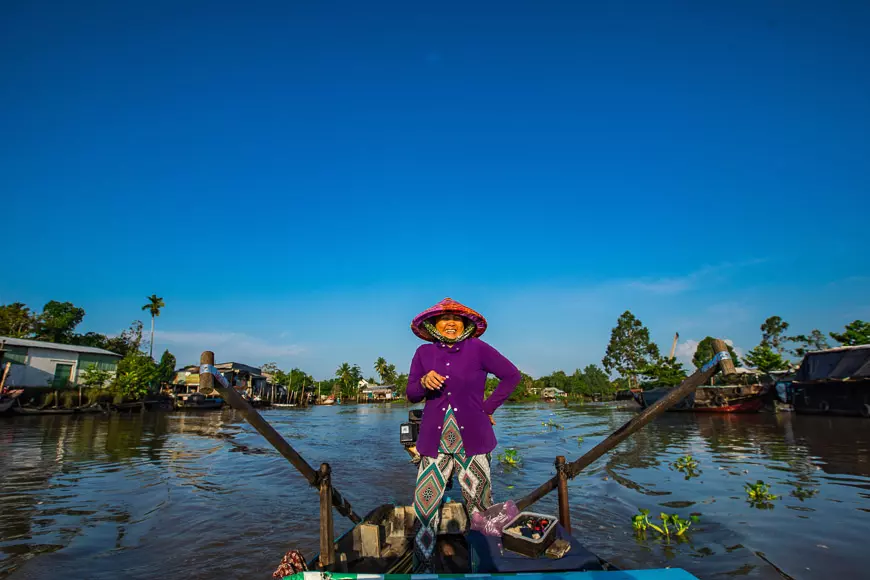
[{"left": 1, "top": 405, "right": 869, "bottom": 579}]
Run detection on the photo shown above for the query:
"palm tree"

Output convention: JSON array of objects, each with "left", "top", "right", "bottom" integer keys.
[
  {"left": 374, "top": 357, "right": 389, "bottom": 384},
  {"left": 335, "top": 362, "right": 352, "bottom": 397},
  {"left": 141, "top": 294, "right": 165, "bottom": 358}
]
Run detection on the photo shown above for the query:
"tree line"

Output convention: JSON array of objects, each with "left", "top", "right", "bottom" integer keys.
[
  {"left": 600, "top": 310, "right": 870, "bottom": 390},
  {"left": 0, "top": 298, "right": 175, "bottom": 400}
]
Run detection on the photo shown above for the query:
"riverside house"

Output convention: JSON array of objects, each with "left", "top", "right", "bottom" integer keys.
[
  {"left": 358, "top": 379, "right": 396, "bottom": 402},
  {"left": 0, "top": 336, "right": 121, "bottom": 389}
]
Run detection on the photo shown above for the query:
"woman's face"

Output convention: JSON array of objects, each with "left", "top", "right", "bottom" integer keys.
[{"left": 435, "top": 314, "right": 465, "bottom": 340}]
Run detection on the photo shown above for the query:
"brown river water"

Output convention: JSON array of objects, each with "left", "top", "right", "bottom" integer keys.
[{"left": 1, "top": 403, "right": 869, "bottom": 579}]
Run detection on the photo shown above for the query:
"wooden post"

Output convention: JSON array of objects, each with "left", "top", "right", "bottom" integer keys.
[
  {"left": 199, "top": 351, "right": 215, "bottom": 394},
  {"left": 319, "top": 463, "right": 336, "bottom": 569},
  {"left": 555, "top": 456, "right": 571, "bottom": 534},
  {"left": 516, "top": 339, "right": 735, "bottom": 511},
  {"left": 0, "top": 362, "right": 11, "bottom": 393}
]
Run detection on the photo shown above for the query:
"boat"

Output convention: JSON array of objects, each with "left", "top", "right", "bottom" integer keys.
[
  {"left": 635, "top": 368, "right": 771, "bottom": 413},
  {"left": 791, "top": 345, "right": 870, "bottom": 416},
  {"left": 320, "top": 396, "right": 336, "bottom": 406},
  {"left": 179, "top": 392, "right": 224, "bottom": 410},
  {"left": 276, "top": 499, "right": 698, "bottom": 580},
  {"left": 298, "top": 501, "right": 616, "bottom": 575},
  {"left": 0, "top": 389, "right": 24, "bottom": 413}
]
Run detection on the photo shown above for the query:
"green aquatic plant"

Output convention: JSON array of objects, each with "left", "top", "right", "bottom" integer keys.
[
  {"left": 576, "top": 436, "right": 584, "bottom": 443},
  {"left": 671, "top": 455, "right": 701, "bottom": 480},
  {"left": 790, "top": 485, "right": 818, "bottom": 501},
  {"left": 632, "top": 509, "right": 699, "bottom": 538},
  {"left": 497, "top": 448, "right": 521, "bottom": 466},
  {"left": 672, "top": 455, "right": 698, "bottom": 471},
  {"left": 542, "top": 419, "right": 564, "bottom": 429},
  {"left": 745, "top": 480, "right": 778, "bottom": 508},
  {"left": 665, "top": 514, "right": 697, "bottom": 536}
]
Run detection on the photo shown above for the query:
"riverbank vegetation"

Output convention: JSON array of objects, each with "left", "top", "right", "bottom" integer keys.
[
  {"left": 599, "top": 309, "right": 869, "bottom": 390},
  {"left": 0, "top": 297, "right": 176, "bottom": 407}
]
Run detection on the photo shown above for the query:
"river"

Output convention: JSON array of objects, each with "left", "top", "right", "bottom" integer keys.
[{"left": 1, "top": 403, "right": 868, "bottom": 579}]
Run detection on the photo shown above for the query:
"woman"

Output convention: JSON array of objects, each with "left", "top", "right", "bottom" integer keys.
[{"left": 406, "top": 297, "right": 521, "bottom": 569}]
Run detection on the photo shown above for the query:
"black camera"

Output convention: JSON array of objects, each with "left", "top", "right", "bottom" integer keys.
[{"left": 400, "top": 409, "right": 423, "bottom": 445}]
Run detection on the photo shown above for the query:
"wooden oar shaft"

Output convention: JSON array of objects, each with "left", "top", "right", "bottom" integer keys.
[
  {"left": 199, "top": 352, "right": 362, "bottom": 523},
  {"left": 515, "top": 340, "right": 735, "bottom": 511}
]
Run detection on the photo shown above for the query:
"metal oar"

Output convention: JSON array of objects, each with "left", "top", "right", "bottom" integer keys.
[
  {"left": 199, "top": 351, "right": 362, "bottom": 523},
  {"left": 515, "top": 339, "right": 736, "bottom": 510}
]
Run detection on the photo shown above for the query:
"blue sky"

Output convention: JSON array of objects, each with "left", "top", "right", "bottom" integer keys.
[{"left": 2, "top": 1, "right": 868, "bottom": 379}]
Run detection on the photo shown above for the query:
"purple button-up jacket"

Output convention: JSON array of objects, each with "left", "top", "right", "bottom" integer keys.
[{"left": 406, "top": 337, "right": 522, "bottom": 458}]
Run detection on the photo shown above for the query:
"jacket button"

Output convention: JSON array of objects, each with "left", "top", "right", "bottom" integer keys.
[
  {"left": 447, "top": 362, "right": 450, "bottom": 366},
  {"left": 447, "top": 392, "right": 452, "bottom": 395},
  {"left": 441, "top": 407, "right": 445, "bottom": 411},
  {"left": 455, "top": 409, "right": 459, "bottom": 412},
  {"left": 460, "top": 426, "right": 464, "bottom": 430}
]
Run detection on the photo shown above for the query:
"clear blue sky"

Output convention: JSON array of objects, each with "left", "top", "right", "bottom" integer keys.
[{"left": 2, "top": 1, "right": 868, "bottom": 378}]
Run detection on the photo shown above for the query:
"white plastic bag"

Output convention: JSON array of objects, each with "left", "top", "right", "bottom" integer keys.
[{"left": 470, "top": 500, "right": 519, "bottom": 536}]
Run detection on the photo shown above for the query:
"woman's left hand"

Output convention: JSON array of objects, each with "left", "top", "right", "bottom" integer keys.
[{"left": 489, "top": 415, "right": 496, "bottom": 426}]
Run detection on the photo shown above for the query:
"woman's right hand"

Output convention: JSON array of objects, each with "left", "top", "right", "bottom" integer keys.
[{"left": 421, "top": 370, "right": 445, "bottom": 391}]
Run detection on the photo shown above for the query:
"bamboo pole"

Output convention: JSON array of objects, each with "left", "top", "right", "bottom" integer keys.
[
  {"left": 515, "top": 340, "right": 735, "bottom": 511},
  {"left": 555, "top": 455, "right": 571, "bottom": 534},
  {"left": 318, "top": 463, "right": 336, "bottom": 568},
  {"left": 199, "top": 352, "right": 214, "bottom": 394},
  {"left": 668, "top": 332, "right": 680, "bottom": 360},
  {"left": 199, "top": 352, "right": 361, "bottom": 523},
  {"left": 0, "top": 362, "right": 11, "bottom": 393}
]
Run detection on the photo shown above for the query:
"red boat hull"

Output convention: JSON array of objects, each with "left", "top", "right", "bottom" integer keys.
[{"left": 689, "top": 398, "right": 764, "bottom": 413}]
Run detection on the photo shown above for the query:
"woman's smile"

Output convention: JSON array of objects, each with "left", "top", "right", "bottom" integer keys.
[{"left": 435, "top": 314, "right": 465, "bottom": 339}]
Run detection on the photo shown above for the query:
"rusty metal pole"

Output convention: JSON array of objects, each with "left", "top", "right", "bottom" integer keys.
[
  {"left": 199, "top": 351, "right": 215, "bottom": 394},
  {"left": 555, "top": 455, "right": 571, "bottom": 534},
  {"left": 319, "top": 463, "right": 336, "bottom": 569}
]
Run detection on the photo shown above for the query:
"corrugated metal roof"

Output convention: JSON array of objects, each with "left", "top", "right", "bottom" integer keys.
[{"left": 0, "top": 336, "right": 122, "bottom": 357}]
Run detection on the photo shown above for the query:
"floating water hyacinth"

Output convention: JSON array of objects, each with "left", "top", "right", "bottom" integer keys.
[
  {"left": 632, "top": 509, "right": 699, "bottom": 538},
  {"left": 745, "top": 480, "right": 778, "bottom": 509},
  {"left": 497, "top": 448, "right": 521, "bottom": 466},
  {"left": 542, "top": 419, "right": 564, "bottom": 429},
  {"left": 671, "top": 455, "right": 701, "bottom": 480}
]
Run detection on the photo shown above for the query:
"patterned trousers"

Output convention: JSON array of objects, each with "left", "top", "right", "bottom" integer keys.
[{"left": 413, "top": 450, "right": 492, "bottom": 567}]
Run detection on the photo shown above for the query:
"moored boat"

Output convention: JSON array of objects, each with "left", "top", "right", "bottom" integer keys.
[
  {"left": 179, "top": 392, "right": 224, "bottom": 410},
  {"left": 0, "top": 389, "right": 24, "bottom": 413},
  {"left": 637, "top": 368, "right": 771, "bottom": 413},
  {"left": 791, "top": 345, "right": 870, "bottom": 416}
]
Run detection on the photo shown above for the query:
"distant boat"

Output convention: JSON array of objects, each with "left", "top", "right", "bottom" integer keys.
[
  {"left": 179, "top": 392, "right": 224, "bottom": 410},
  {"left": 321, "top": 396, "right": 336, "bottom": 406},
  {"left": 636, "top": 368, "right": 770, "bottom": 413},
  {"left": 0, "top": 389, "right": 23, "bottom": 413}
]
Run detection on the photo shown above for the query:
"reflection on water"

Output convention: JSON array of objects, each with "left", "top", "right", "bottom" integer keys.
[{"left": 1, "top": 405, "right": 868, "bottom": 579}]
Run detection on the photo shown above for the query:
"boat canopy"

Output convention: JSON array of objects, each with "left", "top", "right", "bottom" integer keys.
[{"left": 795, "top": 345, "right": 870, "bottom": 382}]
